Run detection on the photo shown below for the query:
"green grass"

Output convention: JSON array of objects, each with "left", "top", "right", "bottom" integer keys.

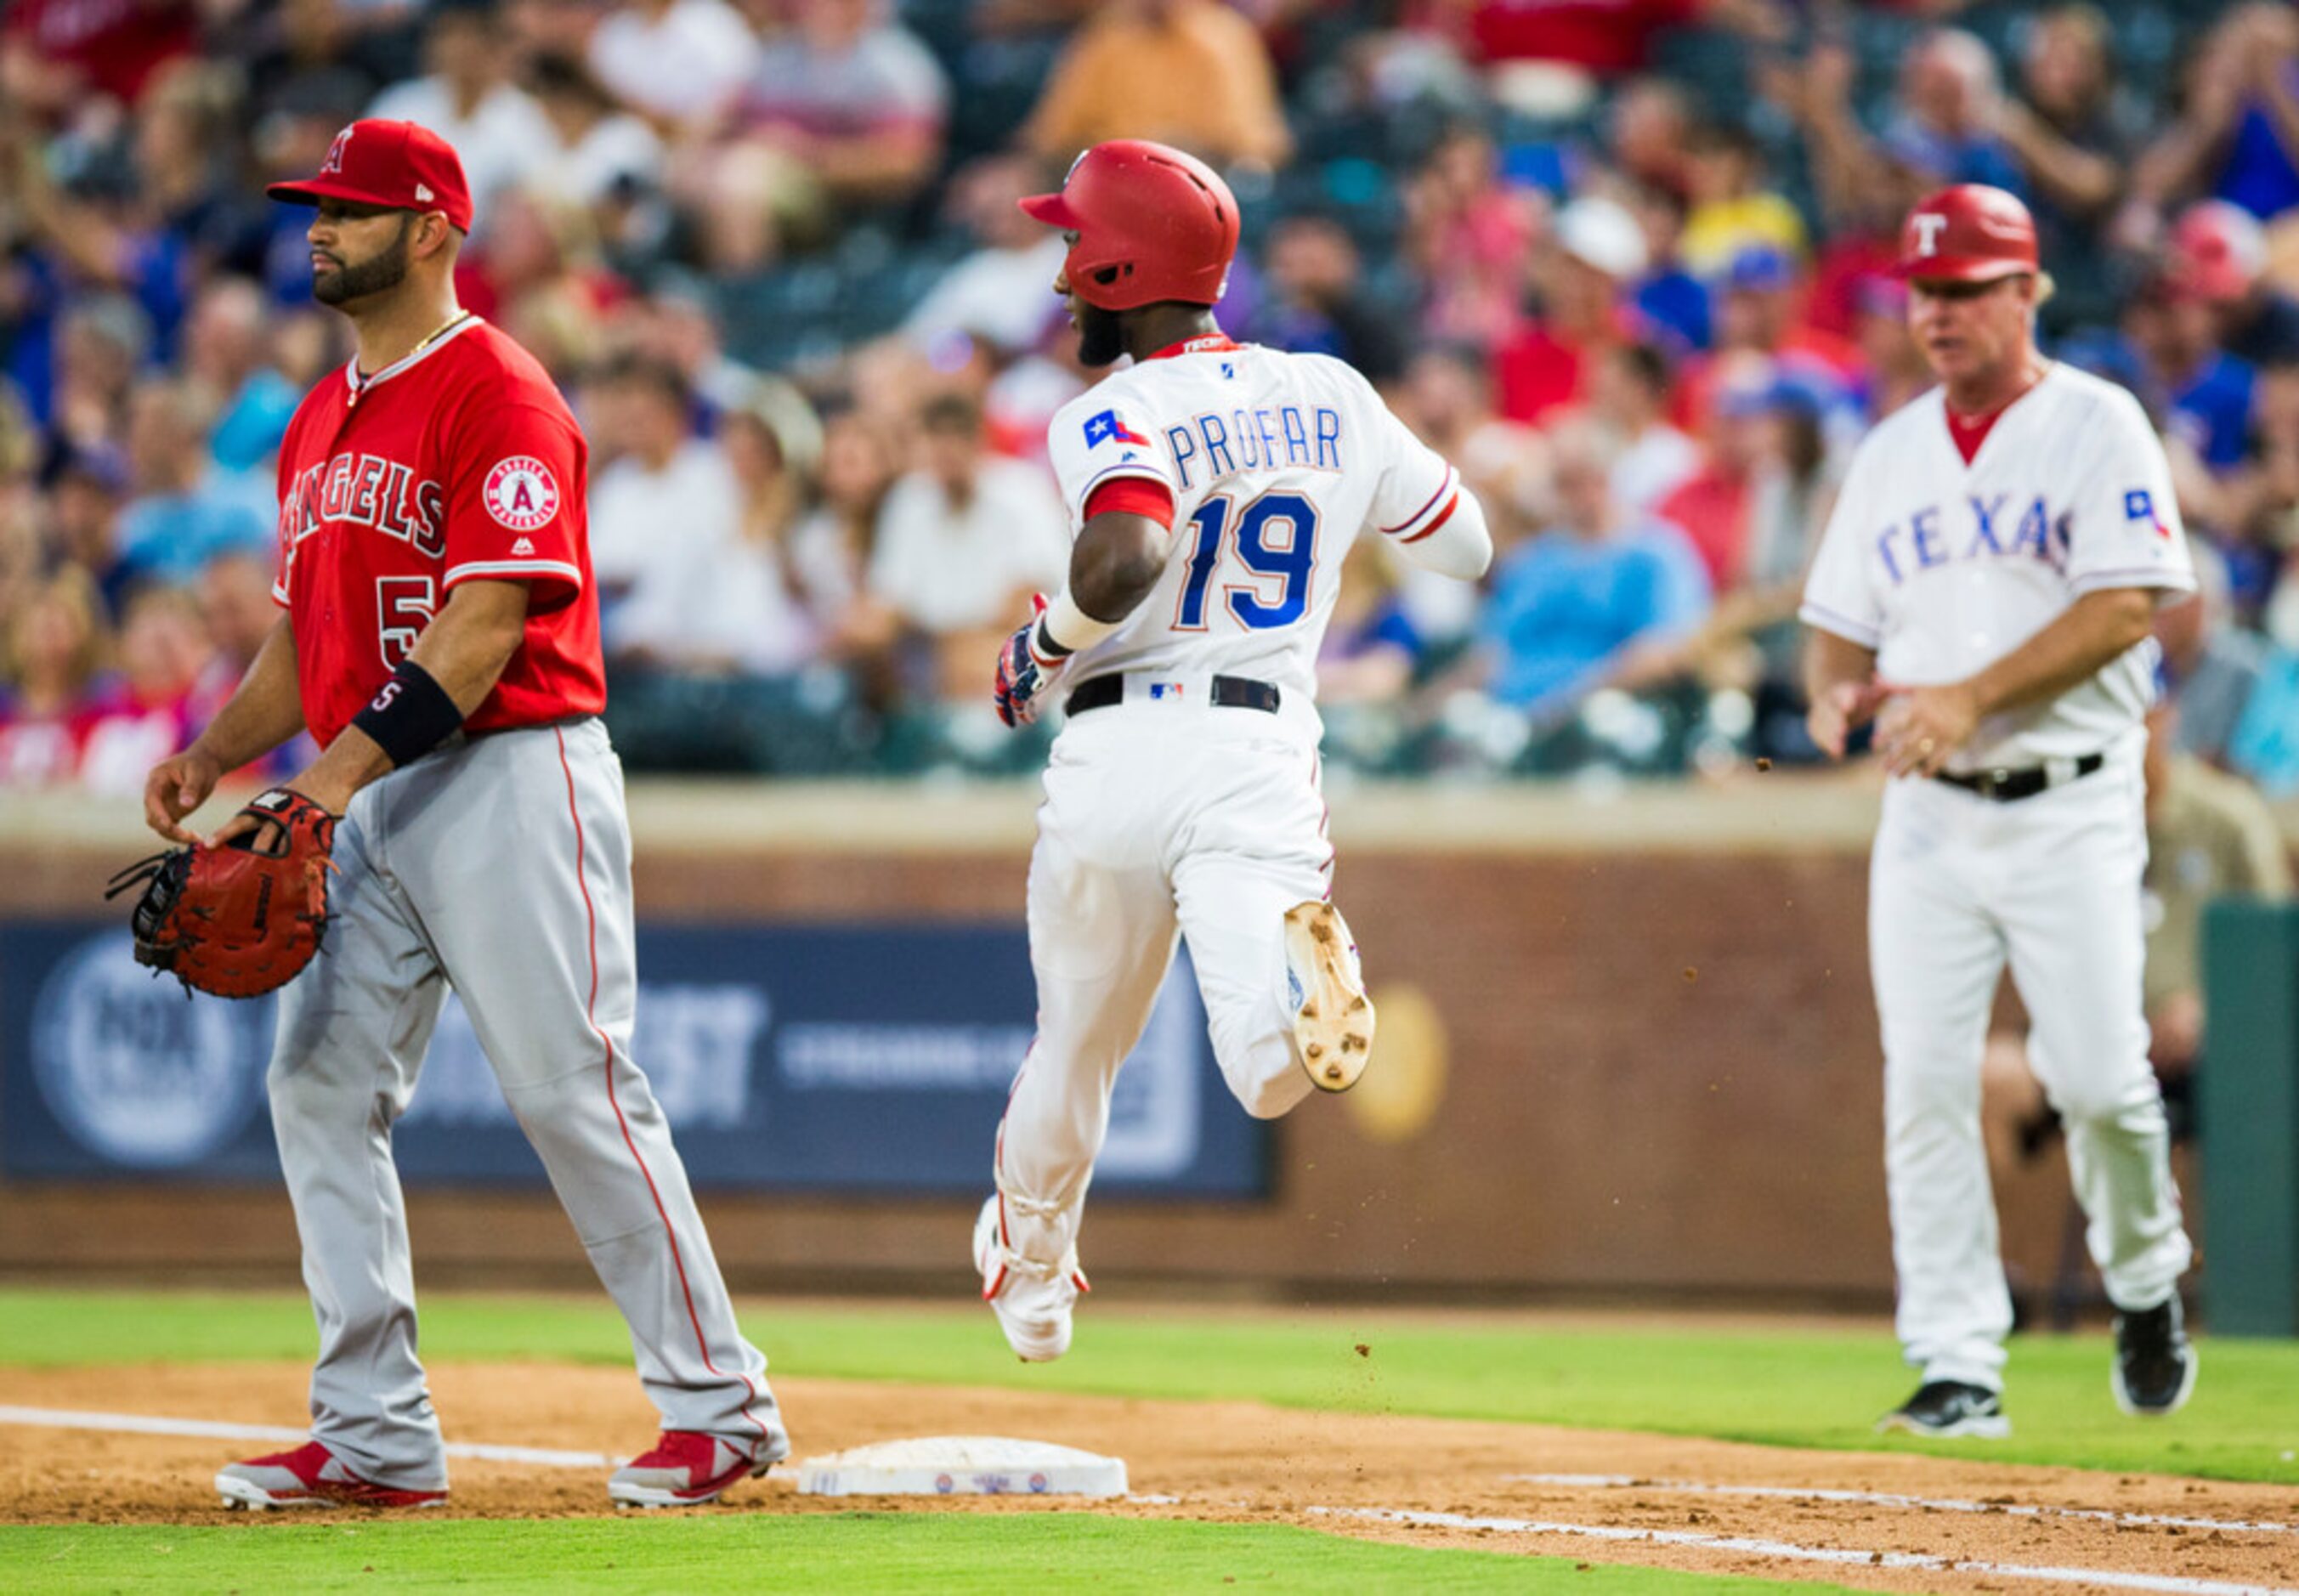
[
  {"left": 4, "top": 1288, "right": 2297, "bottom": 1483},
  {"left": 0, "top": 1514, "right": 1858, "bottom": 1593}
]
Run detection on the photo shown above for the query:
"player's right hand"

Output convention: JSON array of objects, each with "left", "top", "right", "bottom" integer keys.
[
  {"left": 1807, "top": 680, "right": 1885, "bottom": 761},
  {"left": 144, "top": 745, "right": 224, "bottom": 845}
]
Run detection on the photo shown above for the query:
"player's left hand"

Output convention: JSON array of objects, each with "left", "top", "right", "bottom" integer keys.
[
  {"left": 994, "top": 594, "right": 1066, "bottom": 729},
  {"left": 1873, "top": 680, "right": 1982, "bottom": 778}
]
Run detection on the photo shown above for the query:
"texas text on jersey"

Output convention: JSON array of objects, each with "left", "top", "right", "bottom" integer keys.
[{"left": 1801, "top": 362, "right": 2194, "bottom": 772}]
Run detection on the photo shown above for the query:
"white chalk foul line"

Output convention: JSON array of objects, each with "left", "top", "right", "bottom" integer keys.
[
  {"left": 1502, "top": 1474, "right": 2299, "bottom": 1538},
  {"left": 0, "top": 1406, "right": 611, "bottom": 1469},
  {"left": 1311, "top": 1505, "right": 2297, "bottom": 1596},
  {"left": 6, "top": 1401, "right": 2287, "bottom": 1592}
]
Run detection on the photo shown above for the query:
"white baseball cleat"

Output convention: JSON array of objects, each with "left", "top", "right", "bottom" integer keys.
[
  {"left": 973, "top": 1195, "right": 1085, "bottom": 1362},
  {"left": 1284, "top": 900, "right": 1374, "bottom": 1092}
]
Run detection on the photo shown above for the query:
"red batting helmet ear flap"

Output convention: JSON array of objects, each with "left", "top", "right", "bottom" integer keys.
[{"left": 1019, "top": 140, "right": 1241, "bottom": 313}]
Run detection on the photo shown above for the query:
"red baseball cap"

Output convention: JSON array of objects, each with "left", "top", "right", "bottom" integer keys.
[
  {"left": 1893, "top": 184, "right": 2039, "bottom": 283},
  {"left": 2168, "top": 201, "right": 2267, "bottom": 303},
  {"left": 267, "top": 120, "right": 474, "bottom": 234}
]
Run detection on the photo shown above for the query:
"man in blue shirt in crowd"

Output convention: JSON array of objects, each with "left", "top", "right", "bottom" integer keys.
[
  {"left": 1479, "top": 420, "right": 1712, "bottom": 722},
  {"left": 115, "top": 376, "right": 272, "bottom": 587}
]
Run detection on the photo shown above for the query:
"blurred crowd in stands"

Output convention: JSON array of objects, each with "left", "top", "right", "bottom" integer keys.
[{"left": 7, "top": 0, "right": 2299, "bottom": 788}]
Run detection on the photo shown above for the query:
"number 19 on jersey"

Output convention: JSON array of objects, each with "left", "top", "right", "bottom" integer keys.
[{"left": 1175, "top": 491, "right": 1320, "bottom": 631}]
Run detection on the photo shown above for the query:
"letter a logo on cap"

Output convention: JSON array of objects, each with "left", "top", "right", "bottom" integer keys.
[
  {"left": 321, "top": 127, "right": 353, "bottom": 177},
  {"left": 1914, "top": 213, "right": 1948, "bottom": 255}
]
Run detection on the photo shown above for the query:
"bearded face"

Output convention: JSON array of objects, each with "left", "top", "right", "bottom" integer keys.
[
  {"left": 313, "top": 212, "right": 415, "bottom": 307},
  {"left": 1073, "top": 298, "right": 1127, "bottom": 369}
]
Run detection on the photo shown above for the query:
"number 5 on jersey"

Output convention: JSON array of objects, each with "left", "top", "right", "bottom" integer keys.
[
  {"left": 1176, "top": 491, "right": 1320, "bottom": 631},
  {"left": 377, "top": 575, "right": 437, "bottom": 667}
]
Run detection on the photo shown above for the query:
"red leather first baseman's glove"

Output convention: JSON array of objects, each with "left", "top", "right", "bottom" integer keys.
[{"left": 105, "top": 788, "right": 337, "bottom": 999}]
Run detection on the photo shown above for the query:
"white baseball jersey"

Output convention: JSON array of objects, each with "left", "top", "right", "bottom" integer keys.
[
  {"left": 1800, "top": 362, "right": 2194, "bottom": 773},
  {"left": 1044, "top": 335, "right": 1460, "bottom": 704}
]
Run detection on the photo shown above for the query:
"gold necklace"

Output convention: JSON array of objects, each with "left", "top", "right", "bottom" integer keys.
[
  {"left": 354, "top": 311, "right": 473, "bottom": 391},
  {"left": 411, "top": 309, "right": 473, "bottom": 354}
]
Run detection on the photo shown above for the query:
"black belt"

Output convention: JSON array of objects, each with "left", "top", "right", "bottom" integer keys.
[
  {"left": 1064, "top": 674, "right": 1281, "bottom": 716},
  {"left": 1935, "top": 752, "right": 2103, "bottom": 802}
]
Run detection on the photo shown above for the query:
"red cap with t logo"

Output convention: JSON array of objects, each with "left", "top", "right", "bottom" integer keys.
[
  {"left": 267, "top": 119, "right": 474, "bottom": 234},
  {"left": 1894, "top": 184, "right": 2039, "bottom": 283}
]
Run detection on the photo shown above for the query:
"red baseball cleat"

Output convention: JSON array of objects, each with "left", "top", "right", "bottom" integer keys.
[
  {"left": 216, "top": 1440, "right": 447, "bottom": 1509},
  {"left": 608, "top": 1431, "right": 771, "bottom": 1508}
]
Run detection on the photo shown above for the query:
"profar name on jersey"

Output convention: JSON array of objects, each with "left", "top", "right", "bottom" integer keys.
[{"left": 1164, "top": 404, "right": 1344, "bottom": 493}]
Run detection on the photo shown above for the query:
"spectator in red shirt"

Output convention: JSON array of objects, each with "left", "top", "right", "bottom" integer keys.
[
  {"left": 0, "top": 567, "right": 103, "bottom": 788},
  {"left": 2169, "top": 200, "right": 2299, "bottom": 370},
  {"left": 1495, "top": 195, "right": 1647, "bottom": 423},
  {"left": 1656, "top": 353, "right": 1778, "bottom": 589},
  {"left": 0, "top": 0, "right": 197, "bottom": 121},
  {"left": 74, "top": 580, "right": 211, "bottom": 795},
  {"left": 1406, "top": 124, "right": 1543, "bottom": 349},
  {"left": 1803, "top": 201, "right": 1915, "bottom": 342},
  {"left": 1434, "top": 0, "right": 1787, "bottom": 78}
]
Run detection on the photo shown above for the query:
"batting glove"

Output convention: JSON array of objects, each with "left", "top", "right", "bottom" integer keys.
[{"left": 994, "top": 594, "right": 1073, "bottom": 728}]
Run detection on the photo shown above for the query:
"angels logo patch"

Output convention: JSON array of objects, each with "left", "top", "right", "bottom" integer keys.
[{"left": 484, "top": 456, "right": 560, "bottom": 531}]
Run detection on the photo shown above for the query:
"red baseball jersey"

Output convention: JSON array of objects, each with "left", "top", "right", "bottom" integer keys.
[{"left": 272, "top": 316, "right": 605, "bottom": 747}]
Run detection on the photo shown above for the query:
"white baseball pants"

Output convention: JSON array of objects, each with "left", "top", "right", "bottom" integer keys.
[
  {"left": 1868, "top": 739, "right": 2191, "bottom": 1391},
  {"left": 994, "top": 693, "right": 1334, "bottom": 1270}
]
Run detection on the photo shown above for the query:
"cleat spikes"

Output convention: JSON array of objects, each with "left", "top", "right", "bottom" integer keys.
[{"left": 1283, "top": 901, "right": 1375, "bottom": 1094}]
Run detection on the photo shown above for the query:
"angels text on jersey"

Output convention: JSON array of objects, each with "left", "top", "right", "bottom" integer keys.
[{"left": 280, "top": 452, "right": 447, "bottom": 562}]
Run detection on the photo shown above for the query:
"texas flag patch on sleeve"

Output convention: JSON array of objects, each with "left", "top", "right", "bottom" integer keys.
[
  {"left": 2123, "top": 488, "right": 2172, "bottom": 539},
  {"left": 1083, "top": 408, "right": 1151, "bottom": 449}
]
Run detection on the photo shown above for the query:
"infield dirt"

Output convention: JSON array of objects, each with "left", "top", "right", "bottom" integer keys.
[{"left": 3, "top": 1361, "right": 2292, "bottom": 1594}]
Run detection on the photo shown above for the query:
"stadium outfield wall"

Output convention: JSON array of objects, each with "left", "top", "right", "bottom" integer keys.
[{"left": 0, "top": 777, "right": 2234, "bottom": 1307}]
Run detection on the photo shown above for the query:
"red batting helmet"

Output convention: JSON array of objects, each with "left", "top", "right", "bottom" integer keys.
[
  {"left": 1894, "top": 184, "right": 2040, "bottom": 283},
  {"left": 1019, "top": 140, "right": 1240, "bottom": 312}
]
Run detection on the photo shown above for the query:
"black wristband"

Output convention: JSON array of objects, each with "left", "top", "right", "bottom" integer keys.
[{"left": 351, "top": 659, "right": 465, "bottom": 768}]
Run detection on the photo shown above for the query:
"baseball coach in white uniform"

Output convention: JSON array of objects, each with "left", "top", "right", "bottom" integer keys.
[{"left": 1801, "top": 184, "right": 2197, "bottom": 1438}]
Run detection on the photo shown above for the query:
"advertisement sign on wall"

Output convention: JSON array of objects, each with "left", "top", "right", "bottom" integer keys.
[{"left": 0, "top": 922, "right": 1266, "bottom": 1197}]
